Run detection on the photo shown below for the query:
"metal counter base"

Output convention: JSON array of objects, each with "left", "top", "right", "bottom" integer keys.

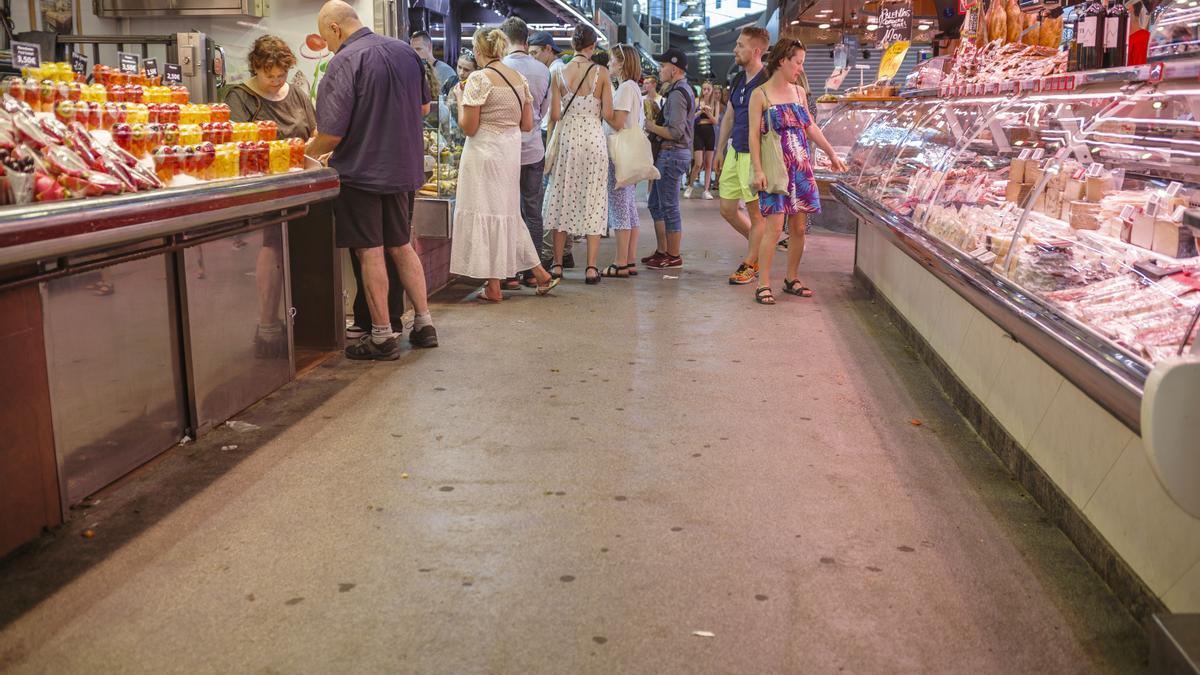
[
  {"left": 841, "top": 185, "right": 1200, "bottom": 620},
  {"left": 0, "top": 168, "right": 341, "bottom": 556}
]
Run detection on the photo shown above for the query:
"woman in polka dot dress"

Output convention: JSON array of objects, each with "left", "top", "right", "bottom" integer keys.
[{"left": 543, "top": 24, "right": 612, "bottom": 285}]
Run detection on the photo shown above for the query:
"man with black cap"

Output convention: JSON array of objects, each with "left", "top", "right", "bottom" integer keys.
[{"left": 643, "top": 48, "right": 695, "bottom": 270}]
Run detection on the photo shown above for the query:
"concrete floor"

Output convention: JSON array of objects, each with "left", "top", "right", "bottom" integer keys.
[{"left": 0, "top": 200, "right": 1146, "bottom": 673}]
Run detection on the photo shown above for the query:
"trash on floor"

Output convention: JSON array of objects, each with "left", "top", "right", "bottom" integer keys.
[
  {"left": 909, "top": 419, "right": 923, "bottom": 426},
  {"left": 691, "top": 631, "right": 715, "bottom": 638},
  {"left": 226, "top": 421, "right": 261, "bottom": 433}
]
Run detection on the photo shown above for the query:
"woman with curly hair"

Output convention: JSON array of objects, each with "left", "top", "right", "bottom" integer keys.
[{"left": 226, "top": 34, "right": 316, "bottom": 140}]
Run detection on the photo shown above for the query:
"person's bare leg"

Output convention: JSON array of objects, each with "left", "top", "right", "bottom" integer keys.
[
  {"left": 387, "top": 244, "right": 428, "bottom": 315},
  {"left": 356, "top": 246, "right": 391, "bottom": 326},
  {"left": 483, "top": 278, "right": 502, "bottom": 301},
  {"left": 785, "top": 213, "right": 808, "bottom": 281},
  {"left": 757, "top": 213, "right": 785, "bottom": 290},
  {"left": 614, "top": 229, "right": 631, "bottom": 267},
  {"left": 586, "top": 234, "right": 600, "bottom": 279},
  {"left": 745, "top": 203, "right": 766, "bottom": 266},
  {"left": 666, "top": 231, "right": 682, "bottom": 257},
  {"left": 688, "top": 151, "right": 702, "bottom": 189},
  {"left": 701, "top": 151, "right": 714, "bottom": 192},
  {"left": 654, "top": 220, "right": 667, "bottom": 255},
  {"left": 552, "top": 230, "right": 567, "bottom": 267},
  {"left": 719, "top": 198, "right": 751, "bottom": 239},
  {"left": 627, "top": 226, "right": 640, "bottom": 272},
  {"left": 255, "top": 245, "right": 284, "bottom": 326}
]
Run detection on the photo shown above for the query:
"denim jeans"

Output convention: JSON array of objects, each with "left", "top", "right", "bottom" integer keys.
[
  {"left": 520, "top": 159, "right": 545, "bottom": 264},
  {"left": 648, "top": 148, "right": 691, "bottom": 233}
]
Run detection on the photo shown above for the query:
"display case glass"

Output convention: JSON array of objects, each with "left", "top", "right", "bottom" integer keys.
[
  {"left": 830, "top": 79, "right": 1200, "bottom": 365},
  {"left": 420, "top": 89, "right": 462, "bottom": 199},
  {"left": 815, "top": 99, "right": 899, "bottom": 172}
]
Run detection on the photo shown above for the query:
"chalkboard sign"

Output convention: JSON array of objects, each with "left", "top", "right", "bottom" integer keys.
[
  {"left": 71, "top": 52, "right": 89, "bottom": 76},
  {"left": 143, "top": 58, "right": 159, "bottom": 79},
  {"left": 878, "top": 1, "right": 914, "bottom": 45},
  {"left": 117, "top": 51, "right": 140, "bottom": 75},
  {"left": 11, "top": 42, "right": 41, "bottom": 69},
  {"left": 163, "top": 63, "right": 183, "bottom": 85}
]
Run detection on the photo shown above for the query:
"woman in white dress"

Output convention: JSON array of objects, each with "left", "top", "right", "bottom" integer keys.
[
  {"left": 451, "top": 27, "right": 560, "bottom": 302},
  {"left": 599, "top": 44, "right": 646, "bottom": 278},
  {"left": 543, "top": 24, "right": 613, "bottom": 285}
]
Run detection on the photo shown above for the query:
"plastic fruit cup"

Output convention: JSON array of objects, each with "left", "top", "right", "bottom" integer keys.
[
  {"left": 112, "top": 122, "right": 133, "bottom": 151},
  {"left": 144, "top": 123, "right": 162, "bottom": 151},
  {"left": 153, "top": 146, "right": 177, "bottom": 181},
  {"left": 55, "top": 100, "right": 75, "bottom": 126},
  {"left": 256, "top": 120, "right": 278, "bottom": 142},
  {"left": 162, "top": 123, "right": 179, "bottom": 146}
]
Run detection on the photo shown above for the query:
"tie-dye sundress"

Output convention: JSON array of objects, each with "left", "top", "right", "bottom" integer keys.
[{"left": 757, "top": 101, "right": 821, "bottom": 216}]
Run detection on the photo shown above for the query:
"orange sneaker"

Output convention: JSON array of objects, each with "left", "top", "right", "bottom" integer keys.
[{"left": 728, "top": 262, "right": 758, "bottom": 285}]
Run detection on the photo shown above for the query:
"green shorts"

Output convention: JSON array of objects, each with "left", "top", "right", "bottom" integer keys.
[{"left": 718, "top": 147, "right": 758, "bottom": 204}]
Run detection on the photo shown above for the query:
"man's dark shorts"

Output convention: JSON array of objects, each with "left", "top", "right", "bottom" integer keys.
[{"left": 333, "top": 185, "right": 415, "bottom": 249}]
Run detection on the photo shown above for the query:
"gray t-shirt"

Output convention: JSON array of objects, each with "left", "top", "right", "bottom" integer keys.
[
  {"left": 659, "top": 79, "right": 695, "bottom": 152},
  {"left": 225, "top": 82, "right": 317, "bottom": 140}
]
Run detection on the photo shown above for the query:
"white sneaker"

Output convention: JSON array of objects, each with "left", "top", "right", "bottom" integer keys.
[
  {"left": 702, "top": 190, "right": 714, "bottom": 200},
  {"left": 683, "top": 187, "right": 693, "bottom": 199}
]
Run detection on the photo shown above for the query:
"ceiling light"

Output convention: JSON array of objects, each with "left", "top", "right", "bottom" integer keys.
[
  {"left": 790, "top": 19, "right": 801, "bottom": 24},
  {"left": 818, "top": 22, "right": 831, "bottom": 28},
  {"left": 866, "top": 24, "right": 878, "bottom": 30},
  {"left": 918, "top": 23, "right": 931, "bottom": 30}
]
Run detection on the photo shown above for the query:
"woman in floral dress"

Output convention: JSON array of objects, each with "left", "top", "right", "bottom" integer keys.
[{"left": 748, "top": 39, "right": 847, "bottom": 305}]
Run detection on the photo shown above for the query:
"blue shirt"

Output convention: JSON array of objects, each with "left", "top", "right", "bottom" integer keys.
[
  {"left": 729, "top": 69, "right": 767, "bottom": 154},
  {"left": 317, "top": 28, "right": 431, "bottom": 193}
]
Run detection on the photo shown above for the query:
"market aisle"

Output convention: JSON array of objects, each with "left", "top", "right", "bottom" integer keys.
[{"left": 0, "top": 200, "right": 1145, "bottom": 673}]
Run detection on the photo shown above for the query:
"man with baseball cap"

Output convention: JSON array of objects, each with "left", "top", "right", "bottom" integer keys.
[
  {"left": 528, "top": 31, "right": 565, "bottom": 80},
  {"left": 643, "top": 48, "right": 695, "bottom": 269}
]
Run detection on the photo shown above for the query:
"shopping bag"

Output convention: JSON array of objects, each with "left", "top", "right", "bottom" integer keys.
[{"left": 608, "top": 127, "right": 660, "bottom": 187}]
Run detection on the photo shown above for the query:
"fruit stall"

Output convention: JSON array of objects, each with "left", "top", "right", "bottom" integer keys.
[{"left": 0, "top": 63, "right": 341, "bottom": 558}]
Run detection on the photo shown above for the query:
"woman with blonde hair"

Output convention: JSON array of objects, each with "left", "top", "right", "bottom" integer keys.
[
  {"left": 449, "top": 26, "right": 560, "bottom": 301},
  {"left": 599, "top": 44, "right": 645, "bottom": 278},
  {"left": 543, "top": 23, "right": 613, "bottom": 285}
]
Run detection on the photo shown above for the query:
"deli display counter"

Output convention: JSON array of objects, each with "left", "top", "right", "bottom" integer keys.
[{"left": 828, "top": 64, "right": 1200, "bottom": 618}]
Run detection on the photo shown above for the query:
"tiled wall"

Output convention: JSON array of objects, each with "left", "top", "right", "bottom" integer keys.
[{"left": 856, "top": 223, "right": 1200, "bottom": 613}]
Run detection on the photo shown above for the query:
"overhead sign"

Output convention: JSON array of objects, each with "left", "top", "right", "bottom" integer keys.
[
  {"left": 11, "top": 42, "right": 41, "bottom": 69},
  {"left": 878, "top": 0, "right": 914, "bottom": 46}
]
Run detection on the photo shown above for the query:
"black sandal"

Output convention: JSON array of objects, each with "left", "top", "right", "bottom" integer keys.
[
  {"left": 755, "top": 286, "right": 775, "bottom": 305},
  {"left": 601, "top": 264, "right": 630, "bottom": 278},
  {"left": 501, "top": 277, "right": 522, "bottom": 291},
  {"left": 585, "top": 266, "right": 602, "bottom": 285},
  {"left": 626, "top": 264, "right": 638, "bottom": 276},
  {"left": 549, "top": 264, "right": 563, "bottom": 280},
  {"left": 782, "top": 279, "right": 814, "bottom": 297}
]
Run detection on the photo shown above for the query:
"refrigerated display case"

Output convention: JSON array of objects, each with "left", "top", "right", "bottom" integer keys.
[{"left": 828, "top": 65, "right": 1200, "bottom": 619}]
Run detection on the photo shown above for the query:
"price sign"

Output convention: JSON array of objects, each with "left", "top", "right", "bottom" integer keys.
[
  {"left": 1166, "top": 181, "right": 1182, "bottom": 197},
  {"left": 117, "top": 51, "right": 140, "bottom": 75},
  {"left": 163, "top": 63, "right": 183, "bottom": 85},
  {"left": 1119, "top": 204, "right": 1135, "bottom": 221},
  {"left": 143, "top": 58, "right": 159, "bottom": 79},
  {"left": 11, "top": 42, "right": 41, "bottom": 69},
  {"left": 71, "top": 51, "right": 89, "bottom": 76},
  {"left": 878, "top": 1, "right": 913, "bottom": 46}
]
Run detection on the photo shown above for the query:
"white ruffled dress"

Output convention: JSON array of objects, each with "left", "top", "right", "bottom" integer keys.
[{"left": 450, "top": 69, "right": 542, "bottom": 280}]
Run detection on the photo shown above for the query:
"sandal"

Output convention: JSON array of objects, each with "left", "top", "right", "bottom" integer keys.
[
  {"left": 536, "top": 277, "right": 560, "bottom": 296},
  {"left": 754, "top": 286, "right": 775, "bottom": 305},
  {"left": 782, "top": 279, "right": 814, "bottom": 297},
  {"left": 549, "top": 264, "right": 563, "bottom": 280},
  {"left": 601, "top": 264, "right": 631, "bottom": 278},
  {"left": 626, "top": 264, "right": 638, "bottom": 276},
  {"left": 501, "top": 277, "right": 522, "bottom": 291},
  {"left": 477, "top": 288, "right": 504, "bottom": 303},
  {"left": 585, "top": 266, "right": 601, "bottom": 285},
  {"left": 520, "top": 272, "right": 539, "bottom": 288}
]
